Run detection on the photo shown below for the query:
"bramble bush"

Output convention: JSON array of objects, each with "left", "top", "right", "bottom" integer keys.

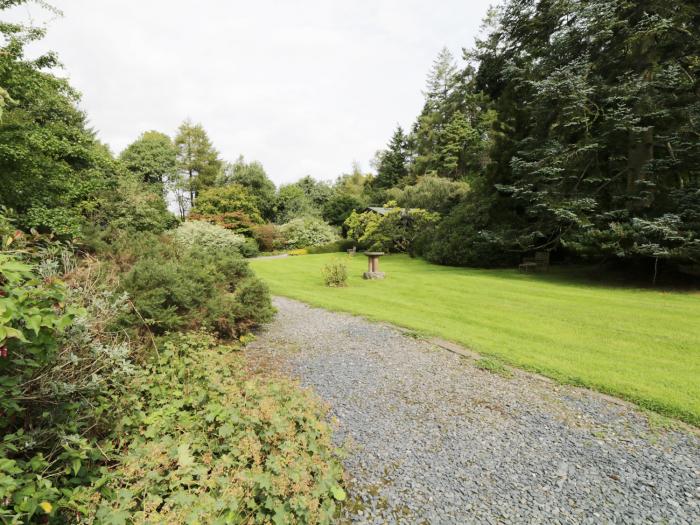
[
  {"left": 91, "top": 332, "right": 346, "bottom": 524},
  {"left": 279, "top": 217, "right": 338, "bottom": 249}
]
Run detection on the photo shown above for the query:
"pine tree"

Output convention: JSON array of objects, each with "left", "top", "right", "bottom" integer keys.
[{"left": 374, "top": 126, "right": 408, "bottom": 189}]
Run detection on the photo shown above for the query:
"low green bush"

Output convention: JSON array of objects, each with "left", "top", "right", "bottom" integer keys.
[
  {"left": 91, "top": 332, "right": 345, "bottom": 524},
  {"left": 239, "top": 236, "right": 260, "bottom": 258},
  {"left": 322, "top": 259, "right": 348, "bottom": 287},
  {"left": 120, "top": 246, "right": 273, "bottom": 337},
  {"left": 279, "top": 216, "right": 338, "bottom": 249}
]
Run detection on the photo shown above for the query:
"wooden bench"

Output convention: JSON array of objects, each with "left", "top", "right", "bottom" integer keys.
[{"left": 519, "top": 251, "right": 550, "bottom": 272}]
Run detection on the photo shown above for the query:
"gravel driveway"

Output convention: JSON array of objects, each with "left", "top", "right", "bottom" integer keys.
[{"left": 248, "top": 297, "right": 700, "bottom": 524}]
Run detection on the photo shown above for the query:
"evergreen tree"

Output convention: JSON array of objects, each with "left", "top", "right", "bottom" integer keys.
[
  {"left": 374, "top": 126, "right": 408, "bottom": 189},
  {"left": 437, "top": 0, "right": 700, "bottom": 272},
  {"left": 173, "top": 120, "right": 222, "bottom": 217}
]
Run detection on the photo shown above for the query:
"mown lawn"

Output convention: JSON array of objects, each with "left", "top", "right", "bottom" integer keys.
[{"left": 250, "top": 254, "right": 700, "bottom": 426}]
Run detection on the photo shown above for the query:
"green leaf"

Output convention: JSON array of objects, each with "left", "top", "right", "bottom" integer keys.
[
  {"left": 177, "top": 443, "right": 194, "bottom": 468},
  {"left": 331, "top": 485, "right": 346, "bottom": 501},
  {"left": 26, "top": 315, "right": 42, "bottom": 335},
  {"left": 0, "top": 326, "right": 27, "bottom": 342}
]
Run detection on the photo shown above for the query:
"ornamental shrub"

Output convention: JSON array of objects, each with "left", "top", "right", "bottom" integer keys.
[
  {"left": 322, "top": 259, "right": 348, "bottom": 287},
  {"left": 344, "top": 206, "right": 439, "bottom": 254},
  {"left": 251, "top": 223, "right": 284, "bottom": 252},
  {"left": 97, "top": 173, "right": 179, "bottom": 234},
  {"left": 190, "top": 184, "right": 263, "bottom": 224},
  {"left": 279, "top": 216, "right": 338, "bottom": 249},
  {"left": 173, "top": 220, "right": 246, "bottom": 253}
]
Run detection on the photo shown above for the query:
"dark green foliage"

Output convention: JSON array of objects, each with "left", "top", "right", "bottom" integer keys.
[
  {"left": 465, "top": 0, "right": 700, "bottom": 269},
  {"left": 95, "top": 173, "right": 178, "bottom": 233},
  {"left": 275, "top": 184, "right": 316, "bottom": 223},
  {"left": 120, "top": 243, "right": 273, "bottom": 337},
  {"left": 374, "top": 126, "right": 408, "bottom": 189},
  {"left": 173, "top": 120, "right": 223, "bottom": 216},
  {"left": 239, "top": 236, "right": 261, "bottom": 258},
  {"left": 423, "top": 196, "right": 517, "bottom": 267},
  {"left": 0, "top": 17, "right": 115, "bottom": 236},
  {"left": 322, "top": 193, "right": 364, "bottom": 226},
  {"left": 275, "top": 176, "right": 334, "bottom": 223},
  {"left": 410, "top": 48, "right": 493, "bottom": 181}
]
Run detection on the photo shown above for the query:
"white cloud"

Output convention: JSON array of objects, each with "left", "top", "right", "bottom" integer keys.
[{"left": 13, "top": 0, "right": 493, "bottom": 185}]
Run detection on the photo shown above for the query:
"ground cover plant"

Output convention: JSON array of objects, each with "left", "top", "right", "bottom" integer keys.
[
  {"left": 251, "top": 254, "right": 700, "bottom": 426},
  {"left": 91, "top": 332, "right": 345, "bottom": 524}
]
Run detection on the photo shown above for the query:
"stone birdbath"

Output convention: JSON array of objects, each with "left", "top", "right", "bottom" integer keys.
[{"left": 363, "top": 251, "right": 385, "bottom": 279}]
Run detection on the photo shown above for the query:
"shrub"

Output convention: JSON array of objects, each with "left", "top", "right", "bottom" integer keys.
[
  {"left": 344, "top": 207, "right": 439, "bottom": 254},
  {"left": 98, "top": 173, "right": 179, "bottom": 233},
  {"left": 422, "top": 198, "right": 517, "bottom": 267},
  {"left": 322, "top": 259, "right": 348, "bottom": 287},
  {"left": 91, "top": 332, "right": 345, "bottom": 524},
  {"left": 307, "top": 239, "right": 358, "bottom": 254},
  {"left": 251, "top": 223, "right": 284, "bottom": 252},
  {"left": 173, "top": 220, "right": 246, "bottom": 253},
  {"left": 120, "top": 245, "right": 273, "bottom": 337},
  {"left": 279, "top": 216, "right": 338, "bottom": 249},
  {"left": 0, "top": 246, "right": 136, "bottom": 522},
  {"left": 188, "top": 210, "right": 259, "bottom": 235},
  {"left": 190, "top": 184, "right": 263, "bottom": 224},
  {"left": 239, "top": 236, "right": 260, "bottom": 258}
]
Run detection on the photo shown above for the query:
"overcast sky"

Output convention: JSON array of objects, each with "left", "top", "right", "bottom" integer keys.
[{"left": 14, "top": 0, "right": 493, "bottom": 185}]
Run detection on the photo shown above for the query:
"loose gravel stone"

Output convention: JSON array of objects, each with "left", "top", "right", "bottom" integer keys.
[{"left": 248, "top": 297, "right": 700, "bottom": 524}]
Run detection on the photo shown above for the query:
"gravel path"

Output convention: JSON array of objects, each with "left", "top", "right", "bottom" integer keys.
[{"left": 248, "top": 297, "right": 700, "bottom": 524}]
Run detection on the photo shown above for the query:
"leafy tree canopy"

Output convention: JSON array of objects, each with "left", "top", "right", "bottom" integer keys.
[{"left": 119, "top": 130, "right": 177, "bottom": 186}]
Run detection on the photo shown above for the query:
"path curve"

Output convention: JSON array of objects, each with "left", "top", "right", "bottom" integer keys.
[{"left": 248, "top": 297, "right": 699, "bottom": 524}]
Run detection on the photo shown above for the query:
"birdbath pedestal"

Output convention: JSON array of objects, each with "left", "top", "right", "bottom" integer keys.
[{"left": 363, "top": 252, "right": 385, "bottom": 279}]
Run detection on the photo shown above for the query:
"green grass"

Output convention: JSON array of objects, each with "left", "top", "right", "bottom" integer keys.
[{"left": 250, "top": 254, "right": 700, "bottom": 426}]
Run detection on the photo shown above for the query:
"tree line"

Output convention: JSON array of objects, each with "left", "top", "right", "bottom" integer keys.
[
  {"left": 1, "top": 0, "right": 698, "bottom": 280},
  {"left": 368, "top": 0, "right": 699, "bottom": 279}
]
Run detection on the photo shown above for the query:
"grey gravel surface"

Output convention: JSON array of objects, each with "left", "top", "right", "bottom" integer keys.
[{"left": 248, "top": 297, "right": 700, "bottom": 524}]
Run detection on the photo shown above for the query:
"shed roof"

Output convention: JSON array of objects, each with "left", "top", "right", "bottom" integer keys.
[{"left": 365, "top": 206, "right": 394, "bottom": 216}]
